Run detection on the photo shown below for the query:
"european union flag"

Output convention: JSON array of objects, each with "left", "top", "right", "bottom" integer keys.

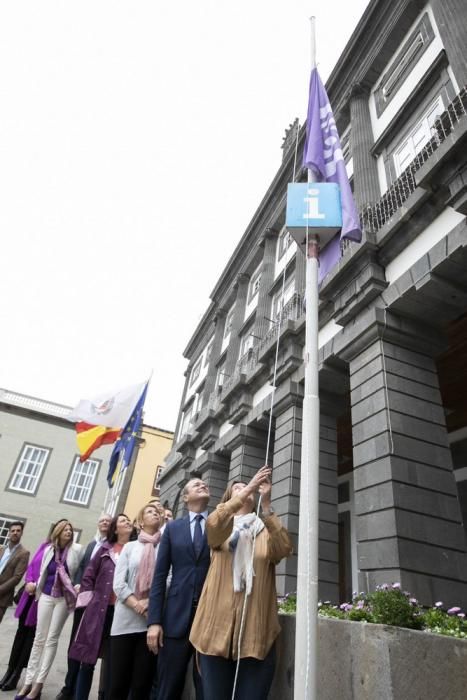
[{"left": 107, "top": 383, "right": 148, "bottom": 487}]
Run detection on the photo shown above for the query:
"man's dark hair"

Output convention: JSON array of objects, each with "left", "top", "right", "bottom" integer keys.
[{"left": 9, "top": 521, "right": 24, "bottom": 531}]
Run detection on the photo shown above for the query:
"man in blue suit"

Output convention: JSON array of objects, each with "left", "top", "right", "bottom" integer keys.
[{"left": 147, "top": 477, "right": 210, "bottom": 700}]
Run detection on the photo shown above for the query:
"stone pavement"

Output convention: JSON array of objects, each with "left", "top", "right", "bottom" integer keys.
[{"left": 0, "top": 607, "right": 100, "bottom": 700}]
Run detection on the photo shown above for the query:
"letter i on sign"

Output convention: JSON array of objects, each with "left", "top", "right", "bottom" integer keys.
[{"left": 303, "top": 187, "right": 325, "bottom": 220}]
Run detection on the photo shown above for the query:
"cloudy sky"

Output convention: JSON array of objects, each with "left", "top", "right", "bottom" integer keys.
[{"left": 0, "top": 0, "right": 370, "bottom": 431}]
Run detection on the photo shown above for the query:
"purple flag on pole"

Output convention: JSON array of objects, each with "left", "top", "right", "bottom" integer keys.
[{"left": 303, "top": 68, "right": 362, "bottom": 282}]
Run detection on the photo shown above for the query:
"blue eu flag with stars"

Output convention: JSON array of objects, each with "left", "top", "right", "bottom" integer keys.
[{"left": 107, "top": 383, "right": 148, "bottom": 487}]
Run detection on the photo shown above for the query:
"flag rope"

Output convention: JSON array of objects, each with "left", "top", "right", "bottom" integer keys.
[{"left": 231, "top": 123, "right": 301, "bottom": 700}]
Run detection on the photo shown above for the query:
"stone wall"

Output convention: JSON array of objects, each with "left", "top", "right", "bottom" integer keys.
[{"left": 183, "top": 614, "right": 467, "bottom": 699}]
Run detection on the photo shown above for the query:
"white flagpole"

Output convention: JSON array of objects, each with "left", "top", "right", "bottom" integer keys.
[{"left": 294, "top": 15, "right": 319, "bottom": 700}]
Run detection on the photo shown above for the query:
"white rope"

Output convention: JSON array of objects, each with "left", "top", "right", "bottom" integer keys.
[{"left": 231, "top": 222, "right": 292, "bottom": 700}]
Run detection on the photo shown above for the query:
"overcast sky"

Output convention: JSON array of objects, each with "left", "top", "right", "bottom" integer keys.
[{"left": 0, "top": 1, "right": 370, "bottom": 431}]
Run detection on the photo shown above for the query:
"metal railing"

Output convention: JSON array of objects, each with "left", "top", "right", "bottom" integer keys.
[{"left": 360, "top": 86, "right": 467, "bottom": 234}]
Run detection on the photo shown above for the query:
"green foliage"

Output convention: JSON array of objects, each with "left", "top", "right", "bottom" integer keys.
[
  {"left": 367, "top": 588, "right": 423, "bottom": 630},
  {"left": 277, "top": 585, "right": 467, "bottom": 640},
  {"left": 421, "top": 607, "right": 467, "bottom": 639}
]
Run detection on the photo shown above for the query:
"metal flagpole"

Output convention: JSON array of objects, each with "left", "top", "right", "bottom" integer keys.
[{"left": 294, "top": 15, "right": 319, "bottom": 700}]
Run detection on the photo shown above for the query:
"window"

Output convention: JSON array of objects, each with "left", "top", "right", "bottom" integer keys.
[
  {"left": 223, "top": 307, "right": 235, "bottom": 338},
  {"left": 189, "top": 357, "right": 202, "bottom": 387},
  {"left": 0, "top": 515, "right": 24, "bottom": 546},
  {"left": 9, "top": 444, "right": 50, "bottom": 495},
  {"left": 180, "top": 406, "right": 193, "bottom": 438},
  {"left": 248, "top": 267, "right": 262, "bottom": 302},
  {"left": 216, "top": 364, "right": 227, "bottom": 391},
  {"left": 152, "top": 466, "right": 164, "bottom": 497},
  {"left": 204, "top": 338, "right": 214, "bottom": 367},
  {"left": 393, "top": 96, "right": 444, "bottom": 175},
  {"left": 63, "top": 457, "right": 100, "bottom": 506},
  {"left": 240, "top": 332, "right": 254, "bottom": 357},
  {"left": 374, "top": 14, "right": 435, "bottom": 116},
  {"left": 271, "top": 277, "right": 295, "bottom": 323},
  {"left": 277, "top": 228, "right": 293, "bottom": 260}
]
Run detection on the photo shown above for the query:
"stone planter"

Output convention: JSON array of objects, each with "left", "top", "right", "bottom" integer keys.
[
  {"left": 182, "top": 613, "right": 467, "bottom": 699},
  {"left": 274, "top": 613, "right": 467, "bottom": 700}
]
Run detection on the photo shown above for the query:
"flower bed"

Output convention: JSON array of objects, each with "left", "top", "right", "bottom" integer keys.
[{"left": 278, "top": 582, "right": 467, "bottom": 639}]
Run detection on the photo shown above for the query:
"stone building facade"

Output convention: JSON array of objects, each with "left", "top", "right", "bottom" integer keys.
[
  {"left": 159, "top": 0, "right": 467, "bottom": 607},
  {"left": 0, "top": 388, "right": 113, "bottom": 554}
]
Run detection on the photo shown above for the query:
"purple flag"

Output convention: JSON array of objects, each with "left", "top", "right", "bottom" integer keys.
[{"left": 303, "top": 68, "right": 361, "bottom": 281}]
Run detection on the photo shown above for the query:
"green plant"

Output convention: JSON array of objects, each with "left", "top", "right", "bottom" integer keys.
[
  {"left": 277, "top": 586, "right": 467, "bottom": 640},
  {"left": 367, "top": 586, "right": 423, "bottom": 630}
]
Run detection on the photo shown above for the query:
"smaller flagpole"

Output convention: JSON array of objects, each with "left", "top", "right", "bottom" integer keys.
[{"left": 294, "top": 14, "right": 320, "bottom": 700}]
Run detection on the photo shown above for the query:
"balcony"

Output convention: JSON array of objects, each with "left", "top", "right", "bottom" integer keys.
[{"left": 360, "top": 86, "right": 467, "bottom": 234}]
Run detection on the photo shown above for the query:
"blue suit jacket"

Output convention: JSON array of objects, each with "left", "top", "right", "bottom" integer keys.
[{"left": 148, "top": 514, "right": 210, "bottom": 638}]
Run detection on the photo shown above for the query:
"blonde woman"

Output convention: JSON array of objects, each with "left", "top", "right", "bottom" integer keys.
[
  {"left": 190, "top": 466, "right": 293, "bottom": 700},
  {"left": 16, "top": 520, "right": 83, "bottom": 700},
  {"left": 109, "top": 503, "right": 164, "bottom": 700}
]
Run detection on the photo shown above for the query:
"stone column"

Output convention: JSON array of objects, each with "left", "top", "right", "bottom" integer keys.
[
  {"left": 349, "top": 332, "right": 467, "bottom": 607},
  {"left": 350, "top": 83, "right": 380, "bottom": 208},
  {"left": 253, "top": 229, "right": 278, "bottom": 341},
  {"left": 203, "top": 308, "right": 226, "bottom": 400},
  {"left": 272, "top": 392, "right": 339, "bottom": 599},
  {"left": 196, "top": 451, "right": 230, "bottom": 508},
  {"left": 294, "top": 250, "right": 306, "bottom": 298},
  {"left": 224, "top": 273, "right": 250, "bottom": 378},
  {"left": 228, "top": 426, "right": 267, "bottom": 483},
  {"left": 431, "top": 0, "right": 467, "bottom": 89}
]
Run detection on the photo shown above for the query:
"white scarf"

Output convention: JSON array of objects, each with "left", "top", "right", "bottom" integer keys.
[{"left": 228, "top": 513, "right": 264, "bottom": 595}]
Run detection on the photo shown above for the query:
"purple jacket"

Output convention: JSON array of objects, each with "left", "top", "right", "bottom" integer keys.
[
  {"left": 69, "top": 542, "right": 118, "bottom": 665},
  {"left": 15, "top": 541, "right": 49, "bottom": 627}
]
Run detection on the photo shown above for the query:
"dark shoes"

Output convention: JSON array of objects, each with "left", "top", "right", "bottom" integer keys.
[
  {"left": 55, "top": 689, "right": 73, "bottom": 700},
  {"left": 1, "top": 669, "right": 21, "bottom": 691}
]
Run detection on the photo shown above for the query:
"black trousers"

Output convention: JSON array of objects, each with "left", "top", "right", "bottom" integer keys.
[
  {"left": 109, "top": 632, "right": 155, "bottom": 700},
  {"left": 155, "top": 634, "right": 203, "bottom": 700},
  {"left": 198, "top": 645, "right": 276, "bottom": 700},
  {"left": 5, "top": 597, "right": 36, "bottom": 674},
  {"left": 62, "top": 606, "right": 85, "bottom": 693}
]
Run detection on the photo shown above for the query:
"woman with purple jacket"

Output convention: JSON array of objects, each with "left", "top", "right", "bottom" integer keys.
[
  {"left": 69, "top": 514, "right": 133, "bottom": 700},
  {"left": 0, "top": 522, "right": 64, "bottom": 692}
]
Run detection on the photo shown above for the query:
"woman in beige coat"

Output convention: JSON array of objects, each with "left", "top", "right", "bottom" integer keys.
[{"left": 190, "top": 465, "right": 292, "bottom": 700}]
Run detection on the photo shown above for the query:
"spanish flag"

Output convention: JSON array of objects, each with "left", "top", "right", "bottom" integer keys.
[{"left": 76, "top": 422, "right": 121, "bottom": 462}]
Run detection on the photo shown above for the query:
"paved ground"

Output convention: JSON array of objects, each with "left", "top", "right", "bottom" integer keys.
[{"left": 0, "top": 607, "right": 100, "bottom": 700}]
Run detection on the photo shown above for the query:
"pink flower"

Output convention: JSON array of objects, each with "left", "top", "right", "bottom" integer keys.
[
  {"left": 392, "top": 582, "right": 401, "bottom": 590},
  {"left": 447, "top": 607, "right": 461, "bottom": 615}
]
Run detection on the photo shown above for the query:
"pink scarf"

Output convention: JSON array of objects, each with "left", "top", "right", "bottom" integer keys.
[
  {"left": 134, "top": 530, "right": 161, "bottom": 599},
  {"left": 51, "top": 545, "right": 77, "bottom": 612}
]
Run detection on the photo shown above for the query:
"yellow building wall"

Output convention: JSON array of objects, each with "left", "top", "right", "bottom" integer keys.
[{"left": 123, "top": 424, "right": 173, "bottom": 521}]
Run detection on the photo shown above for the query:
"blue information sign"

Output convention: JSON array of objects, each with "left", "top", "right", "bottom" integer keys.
[{"left": 286, "top": 182, "right": 342, "bottom": 250}]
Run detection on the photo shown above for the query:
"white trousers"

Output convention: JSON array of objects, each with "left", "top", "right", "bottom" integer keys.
[{"left": 25, "top": 594, "right": 70, "bottom": 684}]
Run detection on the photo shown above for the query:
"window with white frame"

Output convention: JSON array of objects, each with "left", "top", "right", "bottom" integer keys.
[
  {"left": 271, "top": 277, "right": 295, "bottom": 323},
  {"left": 180, "top": 405, "right": 193, "bottom": 438},
  {"left": 0, "top": 515, "right": 23, "bottom": 546},
  {"left": 240, "top": 332, "right": 255, "bottom": 357},
  {"left": 189, "top": 356, "right": 202, "bottom": 387},
  {"left": 204, "top": 338, "right": 214, "bottom": 367},
  {"left": 248, "top": 267, "right": 262, "bottom": 302},
  {"left": 223, "top": 307, "right": 235, "bottom": 338},
  {"left": 63, "top": 457, "right": 100, "bottom": 506},
  {"left": 9, "top": 444, "right": 50, "bottom": 495},
  {"left": 393, "top": 96, "right": 444, "bottom": 176},
  {"left": 216, "top": 363, "right": 227, "bottom": 391},
  {"left": 152, "top": 465, "right": 164, "bottom": 497},
  {"left": 277, "top": 228, "right": 293, "bottom": 260}
]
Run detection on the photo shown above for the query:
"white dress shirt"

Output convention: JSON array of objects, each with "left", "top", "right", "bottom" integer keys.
[{"left": 188, "top": 510, "right": 208, "bottom": 540}]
